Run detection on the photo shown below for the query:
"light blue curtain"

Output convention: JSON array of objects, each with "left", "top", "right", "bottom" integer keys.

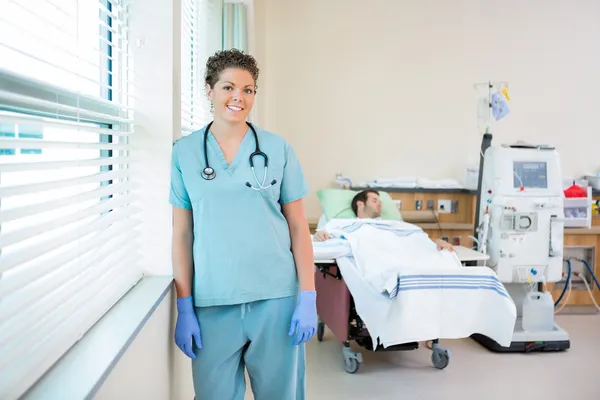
[{"left": 222, "top": 2, "right": 247, "bottom": 51}]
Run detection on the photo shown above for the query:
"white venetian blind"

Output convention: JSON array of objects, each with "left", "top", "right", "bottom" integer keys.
[
  {"left": 0, "top": 1, "right": 142, "bottom": 398},
  {"left": 181, "top": 0, "right": 223, "bottom": 136}
]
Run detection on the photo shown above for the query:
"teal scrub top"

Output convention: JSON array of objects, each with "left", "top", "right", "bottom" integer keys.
[{"left": 169, "top": 124, "right": 310, "bottom": 307}]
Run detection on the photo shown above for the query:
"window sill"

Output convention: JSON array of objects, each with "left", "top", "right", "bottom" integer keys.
[{"left": 22, "top": 275, "right": 173, "bottom": 400}]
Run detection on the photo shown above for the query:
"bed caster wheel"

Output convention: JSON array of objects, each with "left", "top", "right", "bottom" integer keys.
[
  {"left": 431, "top": 348, "right": 450, "bottom": 370},
  {"left": 343, "top": 356, "right": 360, "bottom": 374},
  {"left": 342, "top": 343, "right": 362, "bottom": 374},
  {"left": 317, "top": 321, "right": 325, "bottom": 342}
]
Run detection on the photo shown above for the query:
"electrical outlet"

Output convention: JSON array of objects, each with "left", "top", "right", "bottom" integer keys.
[
  {"left": 438, "top": 200, "right": 452, "bottom": 214},
  {"left": 426, "top": 200, "right": 434, "bottom": 210},
  {"left": 393, "top": 200, "right": 402, "bottom": 210},
  {"left": 451, "top": 200, "right": 458, "bottom": 213}
]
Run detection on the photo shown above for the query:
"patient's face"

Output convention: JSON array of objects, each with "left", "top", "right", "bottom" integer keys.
[{"left": 363, "top": 193, "right": 382, "bottom": 218}]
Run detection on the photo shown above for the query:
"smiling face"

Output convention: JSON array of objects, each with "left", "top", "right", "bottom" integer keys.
[{"left": 206, "top": 68, "right": 256, "bottom": 124}]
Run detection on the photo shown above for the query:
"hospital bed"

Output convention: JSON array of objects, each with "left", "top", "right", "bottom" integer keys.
[{"left": 312, "top": 220, "right": 515, "bottom": 374}]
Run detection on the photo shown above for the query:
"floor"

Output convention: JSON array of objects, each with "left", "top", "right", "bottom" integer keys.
[{"left": 246, "top": 313, "right": 599, "bottom": 400}]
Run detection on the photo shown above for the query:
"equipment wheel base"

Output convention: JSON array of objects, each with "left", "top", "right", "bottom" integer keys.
[
  {"left": 342, "top": 342, "right": 363, "bottom": 374},
  {"left": 431, "top": 342, "right": 451, "bottom": 370}
]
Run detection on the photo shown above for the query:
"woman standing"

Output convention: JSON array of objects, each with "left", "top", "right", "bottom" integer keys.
[{"left": 170, "top": 49, "right": 316, "bottom": 399}]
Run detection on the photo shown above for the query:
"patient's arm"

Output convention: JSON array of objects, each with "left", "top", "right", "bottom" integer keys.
[
  {"left": 434, "top": 238, "right": 455, "bottom": 252},
  {"left": 313, "top": 231, "right": 331, "bottom": 242}
]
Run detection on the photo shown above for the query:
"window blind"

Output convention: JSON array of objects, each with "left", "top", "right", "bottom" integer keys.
[
  {"left": 0, "top": 1, "right": 141, "bottom": 399},
  {"left": 181, "top": 0, "right": 223, "bottom": 136}
]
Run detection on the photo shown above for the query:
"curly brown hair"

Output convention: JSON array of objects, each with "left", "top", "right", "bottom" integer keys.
[{"left": 204, "top": 49, "right": 260, "bottom": 90}]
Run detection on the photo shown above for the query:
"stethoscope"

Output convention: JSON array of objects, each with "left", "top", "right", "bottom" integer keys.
[{"left": 201, "top": 121, "right": 277, "bottom": 191}]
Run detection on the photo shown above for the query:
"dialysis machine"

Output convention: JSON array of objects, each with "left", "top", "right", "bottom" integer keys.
[{"left": 471, "top": 137, "right": 570, "bottom": 352}]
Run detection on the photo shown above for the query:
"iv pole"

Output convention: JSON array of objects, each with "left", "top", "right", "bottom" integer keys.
[{"left": 472, "top": 81, "right": 508, "bottom": 252}]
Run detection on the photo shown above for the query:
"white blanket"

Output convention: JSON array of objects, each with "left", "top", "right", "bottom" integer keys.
[{"left": 313, "top": 219, "right": 517, "bottom": 348}]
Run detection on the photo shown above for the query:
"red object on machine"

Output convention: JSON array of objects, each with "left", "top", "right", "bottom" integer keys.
[{"left": 564, "top": 183, "right": 587, "bottom": 198}]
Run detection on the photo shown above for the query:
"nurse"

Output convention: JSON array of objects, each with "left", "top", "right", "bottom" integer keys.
[{"left": 170, "top": 49, "right": 316, "bottom": 400}]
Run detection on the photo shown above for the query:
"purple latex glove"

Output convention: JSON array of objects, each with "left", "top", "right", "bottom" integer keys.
[
  {"left": 174, "top": 296, "right": 202, "bottom": 359},
  {"left": 288, "top": 290, "right": 317, "bottom": 345}
]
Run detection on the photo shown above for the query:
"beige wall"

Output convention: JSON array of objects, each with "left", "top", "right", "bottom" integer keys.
[
  {"left": 95, "top": 291, "right": 172, "bottom": 400},
  {"left": 94, "top": 288, "right": 196, "bottom": 400},
  {"left": 253, "top": 0, "right": 600, "bottom": 219}
]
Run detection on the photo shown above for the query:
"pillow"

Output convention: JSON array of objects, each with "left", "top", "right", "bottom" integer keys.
[{"left": 316, "top": 188, "right": 402, "bottom": 221}]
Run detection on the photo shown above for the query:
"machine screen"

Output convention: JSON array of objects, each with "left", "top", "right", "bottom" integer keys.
[{"left": 513, "top": 161, "right": 547, "bottom": 188}]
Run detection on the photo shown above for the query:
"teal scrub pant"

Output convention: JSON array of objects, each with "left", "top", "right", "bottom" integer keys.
[{"left": 192, "top": 295, "right": 306, "bottom": 400}]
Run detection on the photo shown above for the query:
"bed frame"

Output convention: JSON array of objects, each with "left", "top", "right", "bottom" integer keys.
[{"left": 314, "top": 245, "right": 489, "bottom": 373}]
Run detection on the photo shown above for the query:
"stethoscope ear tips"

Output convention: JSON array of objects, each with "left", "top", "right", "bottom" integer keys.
[{"left": 245, "top": 180, "right": 277, "bottom": 190}]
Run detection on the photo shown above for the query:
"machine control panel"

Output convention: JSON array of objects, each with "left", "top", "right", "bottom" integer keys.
[
  {"left": 499, "top": 212, "right": 538, "bottom": 232},
  {"left": 513, "top": 161, "right": 548, "bottom": 189}
]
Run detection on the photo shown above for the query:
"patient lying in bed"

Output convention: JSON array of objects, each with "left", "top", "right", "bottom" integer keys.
[
  {"left": 313, "top": 189, "right": 455, "bottom": 253},
  {"left": 313, "top": 216, "right": 516, "bottom": 347},
  {"left": 312, "top": 190, "right": 517, "bottom": 347}
]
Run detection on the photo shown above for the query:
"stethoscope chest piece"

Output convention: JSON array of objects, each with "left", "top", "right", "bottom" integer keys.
[
  {"left": 201, "top": 121, "right": 274, "bottom": 190},
  {"left": 202, "top": 166, "right": 216, "bottom": 180}
]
